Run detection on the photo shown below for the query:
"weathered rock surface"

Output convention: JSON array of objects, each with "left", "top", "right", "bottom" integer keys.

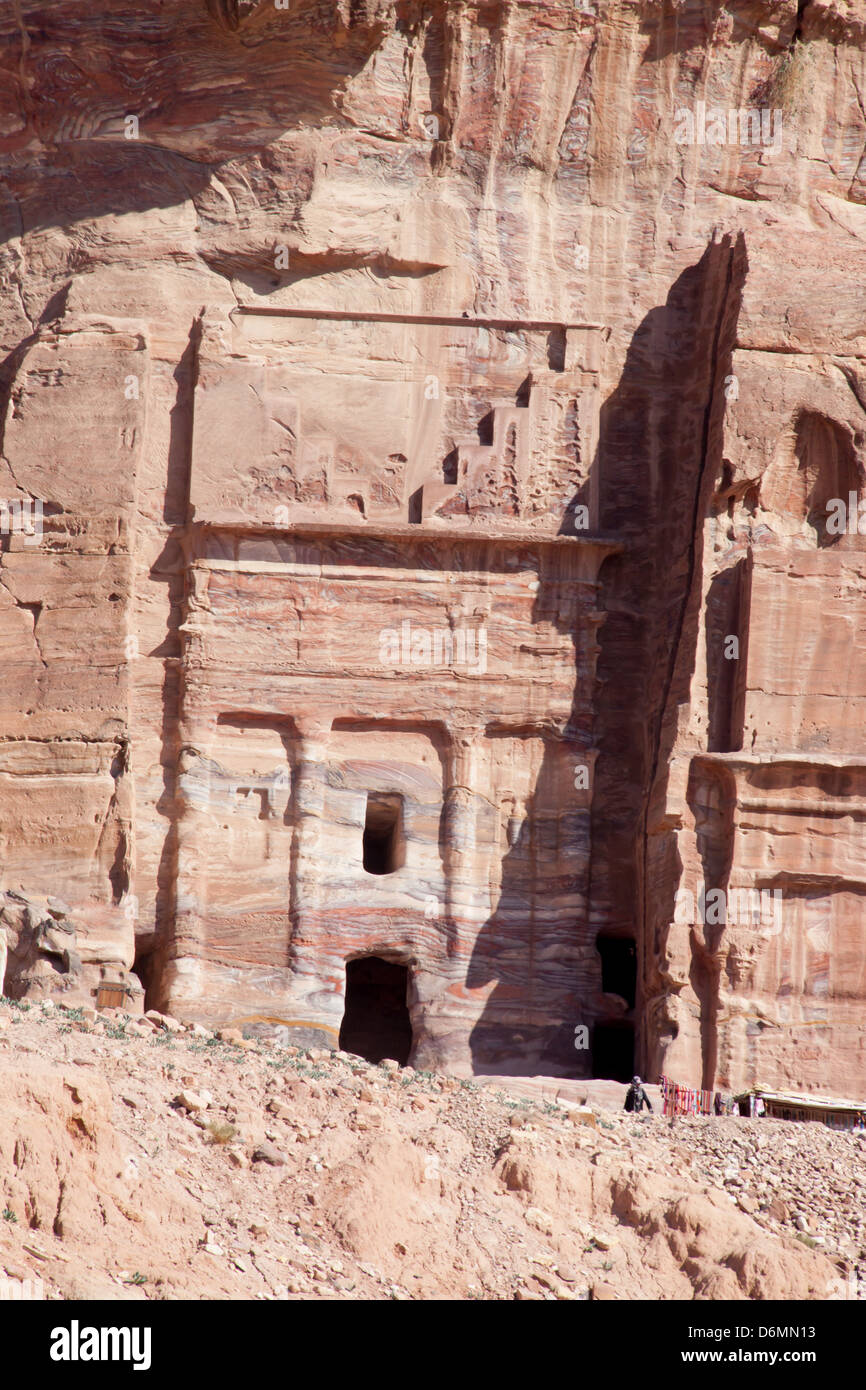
[
  {"left": 0, "top": 1000, "right": 854, "bottom": 1302},
  {"left": 0, "top": 0, "right": 865, "bottom": 1095},
  {"left": 0, "top": 889, "right": 143, "bottom": 1011}
]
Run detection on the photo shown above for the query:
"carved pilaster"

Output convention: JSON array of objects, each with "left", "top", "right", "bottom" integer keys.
[
  {"left": 289, "top": 712, "right": 334, "bottom": 952},
  {"left": 443, "top": 722, "right": 486, "bottom": 957}
]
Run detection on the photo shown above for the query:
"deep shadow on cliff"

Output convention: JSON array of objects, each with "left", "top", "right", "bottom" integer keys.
[{"left": 467, "top": 234, "right": 747, "bottom": 1079}]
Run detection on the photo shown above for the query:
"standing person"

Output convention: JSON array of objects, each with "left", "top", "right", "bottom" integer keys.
[
  {"left": 755, "top": 1095, "right": 766, "bottom": 1118},
  {"left": 714, "top": 1091, "right": 724, "bottom": 1116},
  {"left": 0, "top": 925, "right": 7, "bottom": 999},
  {"left": 624, "top": 1075, "right": 653, "bottom": 1113}
]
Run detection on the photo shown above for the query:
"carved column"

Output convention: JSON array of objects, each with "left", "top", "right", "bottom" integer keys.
[
  {"left": 289, "top": 712, "right": 333, "bottom": 957},
  {"left": 443, "top": 722, "right": 486, "bottom": 958},
  {"left": 171, "top": 738, "right": 213, "bottom": 966}
]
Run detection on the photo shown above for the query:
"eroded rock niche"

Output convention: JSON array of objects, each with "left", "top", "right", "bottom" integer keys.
[{"left": 1, "top": 0, "right": 866, "bottom": 1090}]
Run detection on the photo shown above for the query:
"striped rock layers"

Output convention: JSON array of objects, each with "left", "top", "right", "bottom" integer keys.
[{"left": 0, "top": 0, "right": 865, "bottom": 1087}]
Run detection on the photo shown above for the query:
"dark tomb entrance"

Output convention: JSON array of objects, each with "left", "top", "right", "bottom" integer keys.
[
  {"left": 595, "top": 933, "right": 637, "bottom": 1009},
  {"left": 339, "top": 956, "right": 413, "bottom": 1065},
  {"left": 592, "top": 1021, "right": 635, "bottom": 1082}
]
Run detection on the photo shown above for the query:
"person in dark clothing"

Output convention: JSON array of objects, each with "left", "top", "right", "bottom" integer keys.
[{"left": 624, "top": 1075, "right": 653, "bottom": 1113}]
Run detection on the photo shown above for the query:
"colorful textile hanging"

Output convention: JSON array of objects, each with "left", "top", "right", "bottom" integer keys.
[{"left": 660, "top": 1075, "right": 714, "bottom": 1117}]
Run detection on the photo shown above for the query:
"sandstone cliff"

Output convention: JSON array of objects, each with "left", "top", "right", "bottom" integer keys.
[{"left": 1, "top": 0, "right": 865, "bottom": 1095}]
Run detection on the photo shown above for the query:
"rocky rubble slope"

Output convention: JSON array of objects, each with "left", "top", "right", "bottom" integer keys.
[{"left": 0, "top": 999, "right": 861, "bottom": 1301}]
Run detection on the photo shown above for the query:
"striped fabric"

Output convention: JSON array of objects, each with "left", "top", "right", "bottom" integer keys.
[{"left": 660, "top": 1075, "right": 714, "bottom": 1117}]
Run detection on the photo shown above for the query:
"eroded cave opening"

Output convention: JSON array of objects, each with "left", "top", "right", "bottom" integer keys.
[
  {"left": 132, "top": 941, "right": 158, "bottom": 1012},
  {"left": 338, "top": 956, "right": 412, "bottom": 1065}
]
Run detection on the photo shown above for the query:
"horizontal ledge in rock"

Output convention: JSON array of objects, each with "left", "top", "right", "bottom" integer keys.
[
  {"left": 693, "top": 752, "right": 866, "bottom": 771},
  {"left": 232, "top": 306, "right": 609, "bottom": 334},
  {"left": 196, "top": 519, "right": 624, "bottom": 553}
]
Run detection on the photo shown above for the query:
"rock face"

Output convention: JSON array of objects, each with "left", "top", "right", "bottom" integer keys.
[
  {"left": 1, "top": 1, "right": 865, "bottom": 1090},
  {"left": 0, "top": 889, "right": 144, "bottom": 1012}
]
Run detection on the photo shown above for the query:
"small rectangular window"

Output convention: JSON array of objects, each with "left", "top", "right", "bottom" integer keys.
[{"left": 362, "top": 794, "right": 404, "bottom": 875}]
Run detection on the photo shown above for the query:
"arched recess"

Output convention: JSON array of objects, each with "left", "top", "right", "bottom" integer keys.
[{"left": 761, "top": 411, "right": 861, "bottom": 545}]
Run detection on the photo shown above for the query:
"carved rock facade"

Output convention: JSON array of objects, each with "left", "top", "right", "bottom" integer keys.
[{"left": 0, "top": 0, "right": 865, "bottom": 1087}]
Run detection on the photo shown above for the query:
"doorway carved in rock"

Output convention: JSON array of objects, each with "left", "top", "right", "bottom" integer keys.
[{"left": 339, "top": 956, "right": 413, "bottom": 1065}]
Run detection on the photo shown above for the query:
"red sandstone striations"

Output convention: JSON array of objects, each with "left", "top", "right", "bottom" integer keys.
[{"left": 0, "top": 1, "right": 864, "bottom": 1096}]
